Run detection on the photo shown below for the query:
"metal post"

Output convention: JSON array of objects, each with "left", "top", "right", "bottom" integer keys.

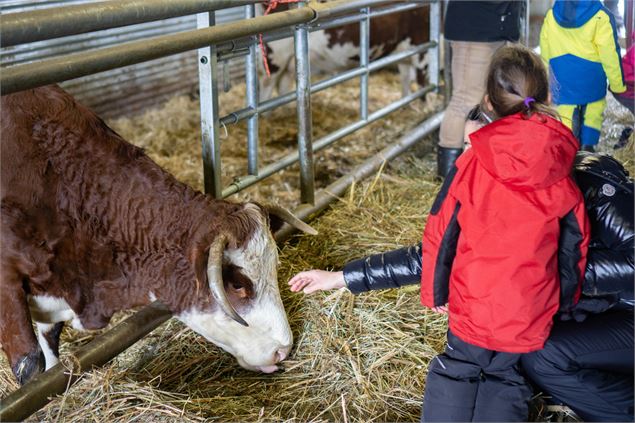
[
  {"left": 293, "top": 1, "right": 315, "bottom": 205},
  {"left": 523, "top": 0, "right": 530, "bottom": 46},
  {"left": 428, "top": 0, "right": 440, "bottom": 92},
  {"left": 627, "top": 0, "right": 634, "bottom": 50},
  {"left": 245, "top": 4, "right": 260, "bottom": 176},
  {"left": 197, "top": 11, "right": 222, "bottom": 197},
  {"left": 359, "top": 7, "right": 370, "bottom": 120}
]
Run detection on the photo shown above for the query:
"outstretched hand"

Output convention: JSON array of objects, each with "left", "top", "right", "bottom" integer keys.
[{"left": 288, "top": 270, "right": 345, "bottom": 294}]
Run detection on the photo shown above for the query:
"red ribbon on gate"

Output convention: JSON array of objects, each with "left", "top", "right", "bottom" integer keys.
[{"left": 258, "top": 0, "right": 302, "bottom": 77}]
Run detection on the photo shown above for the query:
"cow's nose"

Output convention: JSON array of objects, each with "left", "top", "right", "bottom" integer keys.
[{"left": 274, "top": 346, "right": 291, "bottom": 363}]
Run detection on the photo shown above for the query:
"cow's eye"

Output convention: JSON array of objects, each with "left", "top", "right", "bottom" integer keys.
[
  {"left": 222, "top": 264, "right": 254, "bottom": 300},
  {"left": 230, "top": 280, "right": 244, "bottom": 290}
]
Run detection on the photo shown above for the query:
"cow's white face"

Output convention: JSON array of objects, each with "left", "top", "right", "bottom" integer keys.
[{"left": 178, "top": 209, "right": 293, "bottom": 373}]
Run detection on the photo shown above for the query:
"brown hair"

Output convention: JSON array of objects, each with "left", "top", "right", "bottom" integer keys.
[{"left": 484, "top": 44, "right": 558, "bottom": 120}]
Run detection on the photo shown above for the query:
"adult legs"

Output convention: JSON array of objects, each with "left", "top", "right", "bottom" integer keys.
[
  {"left": 437, "top": 41, "right": 504, "bottom": 177},
  {"left": 521, "top": 310, "right": 634, "bottom": 422}
]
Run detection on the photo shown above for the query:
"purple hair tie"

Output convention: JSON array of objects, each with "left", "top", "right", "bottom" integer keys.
[{"left": 523, "top": 97, "right": 536, "bottom": 107}]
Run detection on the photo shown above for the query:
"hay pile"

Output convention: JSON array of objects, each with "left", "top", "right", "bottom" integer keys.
[{"left": 604, "top": 93, "right": 635, "bottom": 175}]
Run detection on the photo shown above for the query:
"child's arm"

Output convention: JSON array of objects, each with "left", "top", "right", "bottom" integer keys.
[
  {"left": 289, "top": 243, "right": 423, "bottom": 295},
  {"left": 288, "top": 270, "right": 345, "bottom": 294},
  {"left": 596, "top": 10, "right": 626, "bottom": 94}
]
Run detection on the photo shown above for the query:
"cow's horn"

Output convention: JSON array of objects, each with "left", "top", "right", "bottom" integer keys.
[
  {"left": 207, "top": 234, "right": 249, "bottom": 327},
  {"left": 265, "top": 204, "right": 318, "bottom": 235}
]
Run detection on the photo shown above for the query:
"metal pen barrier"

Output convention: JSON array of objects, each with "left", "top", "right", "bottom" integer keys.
[{"left": 0, "top": 0, "right": 256, "bottom": 47}]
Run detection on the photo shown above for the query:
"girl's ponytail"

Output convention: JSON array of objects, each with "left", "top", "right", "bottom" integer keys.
[{"left": 485, "top": 45, "right": 559, "bottom": 121}]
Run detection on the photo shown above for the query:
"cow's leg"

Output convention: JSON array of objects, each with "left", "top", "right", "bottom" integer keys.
[
  {"left": 277, "top": 71, "right": 295, "bottom": 97},
  {"left": 0, "top": 275, "right": 45, "bottom": 385},
  {"left": 35, "top": 321, "right": 64, "bottom": 370},
  {"left": 259, "top": 77, "right": 276, "bottom": 103},
  {"left": 398, "top": 62, "right": 414, "bottom": 97}
]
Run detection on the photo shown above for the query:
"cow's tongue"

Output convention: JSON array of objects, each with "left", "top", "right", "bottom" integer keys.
[{"left": 257, "top": 365, "right": 280, "bottom": 374}]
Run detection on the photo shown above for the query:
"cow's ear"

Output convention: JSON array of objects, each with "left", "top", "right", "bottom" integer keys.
[
  {"left": 250, "top": 202, "right": 284, "bottom": 234},
  {"left": 268, "top": 213, "right": 286, "bottom": 234},
  {"left": 256, "top": 202, "right": 317, "bottom": 235},
  {"left": 191, "top": 245, "right": 209, "bottom": 293}
]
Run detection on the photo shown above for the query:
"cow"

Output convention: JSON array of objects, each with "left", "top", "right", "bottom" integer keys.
[
  {"left": 260, "top": 4, "right": 431, "bottom": 101},
  {"left": 0, "top": 85, "right": 316, "bottom": 385}
]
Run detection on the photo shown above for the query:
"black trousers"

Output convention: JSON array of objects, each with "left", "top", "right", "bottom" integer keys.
[
  {"left": 421, "top": 330, "right": 532, "bottom": 422},
  {"left": 521, "top": 310, "right": 634, "bottom": 422}
]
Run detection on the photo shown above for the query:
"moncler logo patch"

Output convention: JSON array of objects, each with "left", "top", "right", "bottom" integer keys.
[{"left": 601, "top": 183, "right": 616, "bottom": 197}]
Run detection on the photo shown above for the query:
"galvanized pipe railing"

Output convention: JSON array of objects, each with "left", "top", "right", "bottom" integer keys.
[
  {"left": 197, "top": 10, "right": 224, "bottom": 198},
  {"left": 215, "top": 2, "right": 424, "bottom": 61},
  {"left": 245, "top": 4, "right": 260, "bottom": 176},
  {"left": 0, "top": 7, "right": 315, "bottom": 95},
  {"left": 222, "top": 85, "right": 435, "bottom": 197},
  {"left": 0, "top": 0, "right": 257, "bottom": 48},
  {"left": 274, "top": 111, "right": 445, "bottom": 241},
  {"left": 0, "top": 0, "right": 415, "bottom": 95},
  {"left": 293, "top": 2, "right": 316, "bottom": 204},
  {"left": 219, "top": 41, "right": 435, "bottom": 126},
  {"left": 359, "top": 7, "right": 370, "bottom": 121}
]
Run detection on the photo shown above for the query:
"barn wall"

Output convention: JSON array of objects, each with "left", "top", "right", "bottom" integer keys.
[{"left": 1, "top": 0, "right": 247, "bottom": 118}]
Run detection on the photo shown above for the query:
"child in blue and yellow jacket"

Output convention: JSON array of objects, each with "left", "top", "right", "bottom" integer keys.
[{"left": 540, "top": 0, "right": 626, "bottom": 151}]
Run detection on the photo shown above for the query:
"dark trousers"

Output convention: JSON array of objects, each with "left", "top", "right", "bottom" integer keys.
[
  {"left": 521, "top": 310, "right": 634, "bottom": 422},
  {"left": 421, "top": 330, "right": 532, "bottom": 422}
]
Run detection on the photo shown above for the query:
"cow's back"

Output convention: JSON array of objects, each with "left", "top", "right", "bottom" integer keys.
[{"left": 2, "top": 86, "right": 131, "bottom": 207}]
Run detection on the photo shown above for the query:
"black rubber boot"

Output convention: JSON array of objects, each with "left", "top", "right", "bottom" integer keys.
[{"left": 437, "top": 146, "right": 463, "bottom": 179}]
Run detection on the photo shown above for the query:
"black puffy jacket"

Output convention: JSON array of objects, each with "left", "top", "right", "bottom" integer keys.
[{"left": 343, "top": 153, "right": 634, "bottom": 309}]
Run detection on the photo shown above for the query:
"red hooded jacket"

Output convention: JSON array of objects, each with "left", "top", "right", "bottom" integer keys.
[{"left": 421, "top": 113, "right": 589, "bottom": 353}]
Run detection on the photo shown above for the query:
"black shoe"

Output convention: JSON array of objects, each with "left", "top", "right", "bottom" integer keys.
[
  {"left": 580, "top": 144, "right": 595, "bottom": 152},
  {"left": 437, "top": 147, "right": 462, "bottom": 179},
  {"left": 614, "top": 127, "right": 633, "bottom": 150}
]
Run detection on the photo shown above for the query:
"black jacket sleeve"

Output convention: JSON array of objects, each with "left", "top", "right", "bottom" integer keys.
[{"left": 342, "top": 243, "right": 422, "bottom": 295}]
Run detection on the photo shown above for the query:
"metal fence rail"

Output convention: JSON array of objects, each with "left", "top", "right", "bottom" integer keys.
[
  {"left": 0, "top": 0, "right": 255, "bottom": 47},
  {"left": 0, "top": 0, "right": 443, "bottom": 419}
]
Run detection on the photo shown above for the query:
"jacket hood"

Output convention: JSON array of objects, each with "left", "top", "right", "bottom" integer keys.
[
  {"left": 469, "top": 113, "right": 579, "bottom": 191},
  {"left": 553, "top": 0, "right": 602, "bottom": 28}
]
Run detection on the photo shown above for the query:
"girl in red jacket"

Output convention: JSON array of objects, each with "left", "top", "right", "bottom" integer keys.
[{"left": 417, "top": 44, "right": 590, "bottom": 422}]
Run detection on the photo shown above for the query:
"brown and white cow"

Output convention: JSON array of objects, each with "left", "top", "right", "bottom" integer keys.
[
  {"left": 0, "top": 85, "right": 316, "bottom": 385},
  {"left": 260, "top": 5, "right": 431, "bottom": 100}
]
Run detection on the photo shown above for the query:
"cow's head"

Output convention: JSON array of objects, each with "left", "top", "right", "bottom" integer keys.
[{"left": 178, "top": 203, "right": 316, "bottom": 373}]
